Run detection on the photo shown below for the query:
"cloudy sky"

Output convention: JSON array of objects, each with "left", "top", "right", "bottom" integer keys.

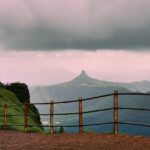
[{"left": 0, "top": 0, "right": 150, "bottom": 85}]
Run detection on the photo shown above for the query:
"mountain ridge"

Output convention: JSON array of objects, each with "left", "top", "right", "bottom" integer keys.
[{"left": 30, "top": 70, "right": 150, "bottom": 92}]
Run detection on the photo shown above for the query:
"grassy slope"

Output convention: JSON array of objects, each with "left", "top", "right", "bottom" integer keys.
[{"left": 0, "top": 87, "right": 42, "bottom": 132}]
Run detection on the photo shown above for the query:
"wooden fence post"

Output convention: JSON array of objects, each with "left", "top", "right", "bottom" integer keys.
[
  {"left": 113, "top": 90, "right": 118, "bottom": 134},
  {"left": 50, "top": 99, "right": 54, "bottom": 134},
  {"left": 79, "top": 97, "right": 83, "bottom": 133},
  {"left": 3, "top": 104, "right": 7, "bottom": 129},
  {"left": 24, "top": 103, "right": 28, "bottom": 132}
]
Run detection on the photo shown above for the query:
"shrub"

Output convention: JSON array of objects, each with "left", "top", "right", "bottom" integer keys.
[
  {"left": 0, "top": 82, "right": 4, "bottom": 88},
  {"left": 5, "top": 82, "right": 30, "bottom": 103},
  {"left": 59, "top": 126, "right": 65, "bottom": 133}
]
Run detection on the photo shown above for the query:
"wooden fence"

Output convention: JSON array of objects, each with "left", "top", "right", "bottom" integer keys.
[{"left": 1, "top": 91, "right": 150, "bottom": 134}]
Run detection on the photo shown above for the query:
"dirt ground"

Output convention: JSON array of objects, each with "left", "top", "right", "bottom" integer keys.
[{"left": 0, "top": 130, "right": 150, "bottom": 150}]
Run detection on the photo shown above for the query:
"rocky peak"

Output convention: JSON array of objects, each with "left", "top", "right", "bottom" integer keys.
[
  {"left": 79, "top": 70, "right": 88, "bottom": 78},
  {"left": 70, "top": 70, "right": 95, "bottom": 85}
]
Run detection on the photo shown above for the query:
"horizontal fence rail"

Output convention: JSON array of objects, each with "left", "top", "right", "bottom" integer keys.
[{"left": 0, "top": 91, "right": 150, "bottom": 134}]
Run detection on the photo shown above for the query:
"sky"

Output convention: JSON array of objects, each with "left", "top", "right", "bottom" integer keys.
[{"left": 0, "top": 0, "right": 150, "bottom": 85}]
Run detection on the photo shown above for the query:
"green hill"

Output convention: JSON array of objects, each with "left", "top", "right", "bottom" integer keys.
[{"left": 0, "top": 87, "right": 42, "bottom": 132}]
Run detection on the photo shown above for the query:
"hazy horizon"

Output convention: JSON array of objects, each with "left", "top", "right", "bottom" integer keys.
[{"left": 1, "top": 50, "right": 150, "bottom": 86}]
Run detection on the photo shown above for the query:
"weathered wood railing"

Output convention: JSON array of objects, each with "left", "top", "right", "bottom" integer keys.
[{"left": 1, "top": 91, "right": 150, "bottom": 134}]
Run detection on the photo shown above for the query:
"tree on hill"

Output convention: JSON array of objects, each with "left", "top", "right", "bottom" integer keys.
[
  {"left": 5, "top": 82, "right": 30, "bottom": 103},
  {"left": 0, "top": 82, "right": 4, "bottom": 88}
]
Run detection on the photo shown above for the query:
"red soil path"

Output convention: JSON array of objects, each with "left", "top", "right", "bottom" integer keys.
[{"left": 0, "top": 130, "right": 150, "bottom": 150}]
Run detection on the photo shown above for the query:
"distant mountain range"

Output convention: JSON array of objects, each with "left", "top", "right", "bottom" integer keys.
[
  {"left": 29, "top": 70, "right": 131, "bottom": 111},
  {"left": 29, "top": 71, "right": 150, "bottom": 135},
  {"left": 30, "top": 70, "right": 150, "bottom": 104}
]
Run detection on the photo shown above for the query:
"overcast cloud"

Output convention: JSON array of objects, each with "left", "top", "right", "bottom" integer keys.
[{"left": 0, "top": 0, "right": 150, "bottom": 50}]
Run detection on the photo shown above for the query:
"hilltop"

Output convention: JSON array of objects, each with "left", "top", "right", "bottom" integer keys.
[
  {"left": 61, "top": 70, "right": 116, "bottom": 86},
  {"left": 30, "top": 70, "right": 150, "bottom": 93},
  {"left": 30, "top": 70, "right": 128, "bottom": 102}
]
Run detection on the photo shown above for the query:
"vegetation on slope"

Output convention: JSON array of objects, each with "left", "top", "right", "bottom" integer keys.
[{"left": 0, "top": 86, "right": 42, "bottom": 132}]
